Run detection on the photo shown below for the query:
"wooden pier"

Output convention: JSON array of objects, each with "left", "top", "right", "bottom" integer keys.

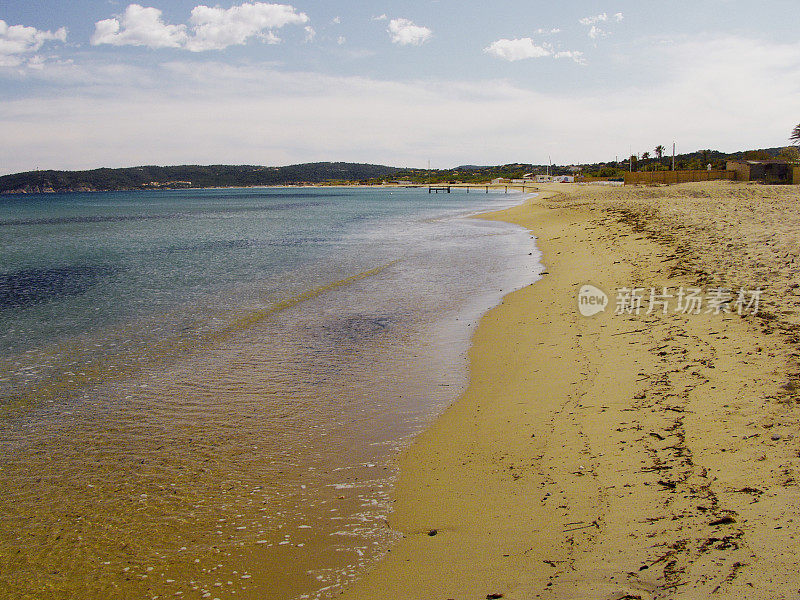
[{"left": 426, "top": 184, "right": 535, "bottom": 194}]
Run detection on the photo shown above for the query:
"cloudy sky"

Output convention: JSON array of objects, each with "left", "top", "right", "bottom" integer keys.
[{"left": 1, "top": 1, "right": 798, "bottom": 174}]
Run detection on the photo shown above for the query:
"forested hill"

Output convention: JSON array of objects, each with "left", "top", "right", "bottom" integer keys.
[{"left": 0, "top": 163, "right": 401, "bottom": 194}]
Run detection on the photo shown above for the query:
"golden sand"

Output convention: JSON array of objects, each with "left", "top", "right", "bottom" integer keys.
[{"left": 340, "top": 181, "right": 800, "bottom": 599}]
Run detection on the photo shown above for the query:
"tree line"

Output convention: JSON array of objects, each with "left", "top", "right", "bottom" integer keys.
[
  {"left": 2, "top": 138, "right": 798, "bottom": 194},
  {"left": 0, "top": 163, "right": 402, "bottom": 194}
]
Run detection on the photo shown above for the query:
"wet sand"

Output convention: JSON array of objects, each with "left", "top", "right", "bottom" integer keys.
[{"left": 340, "top": 181, "right": 800, "bottom": 599}]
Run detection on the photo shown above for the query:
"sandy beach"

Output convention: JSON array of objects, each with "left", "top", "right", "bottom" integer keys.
[{"left": 340, "top": 181, "right": 800, "bottom": 599}]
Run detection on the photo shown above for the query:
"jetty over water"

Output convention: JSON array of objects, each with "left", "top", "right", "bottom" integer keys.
[{"left": 426, "top": 184, "right": 536, "bottom": 194}]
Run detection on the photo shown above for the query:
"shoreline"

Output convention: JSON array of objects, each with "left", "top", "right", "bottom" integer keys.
[{"left": 339, "top": 181, "right": 800, "bottom": 599}]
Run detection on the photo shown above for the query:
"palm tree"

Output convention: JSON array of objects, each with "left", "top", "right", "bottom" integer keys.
[
  {"left": 655, "top": 144, "right": 665, "bottom": 166},
  {"left": 641, "top": 151, "right": 650, "bottom": 171},
  {"left": 792, "top": 123, "right": 800, "bottom": 146}
]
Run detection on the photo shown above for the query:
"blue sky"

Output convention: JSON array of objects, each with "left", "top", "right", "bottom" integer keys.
[{"left": 1, "top": 1, "right": 799, "bottom": 174}]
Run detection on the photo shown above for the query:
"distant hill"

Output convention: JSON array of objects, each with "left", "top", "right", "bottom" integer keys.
[
  {"left": 0, "top": 162, "right": 401, "bottom": 194},
  {"left": 2, "top": 147, "right": 796, "bottom": 194}
]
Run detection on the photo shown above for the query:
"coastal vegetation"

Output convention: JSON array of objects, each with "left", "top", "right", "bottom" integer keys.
[
  {"left": 0, "top": 163, "right": 401, "bottom": 194},
  {"left": 0, "top": 147, "right": 795, "bottom": 194}
]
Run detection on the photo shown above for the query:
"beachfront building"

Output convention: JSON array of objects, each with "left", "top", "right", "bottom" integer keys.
[
  {"left": 726, "top": 160, "right": 800, "bottom": 185},
  {"left": 510, "top": 173, "right": 537, "bottom": 184}
]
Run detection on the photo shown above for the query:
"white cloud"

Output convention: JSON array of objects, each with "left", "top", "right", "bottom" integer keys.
[
  {"left": 387, "top": 18, "right": 432, "bottom": 46},
  {"left": 0, "top": 19, "right": 67, "bottom": 67},
  {"left": 91, "top": 2, "right": 309, "bottom": 51},
  {"left": 588, "top": 25, "right": 608, "bottom": 40},
  {"left": 535, "top": 28, "right": 561, "bottom": 35},
  {"left": 25, "top": 55, "right": 46, "bottom": 70},
  {"left": 337, "top": 35, "right": 346, "bottom": 45},
  {"left": 372, "top": 14, "right": 388, "bottom": 22},
  {"left": 580, "top": 12, "right": 622, "bottom": 39},
  {"left": 303, "top": 25, "right": 315, "bottom": 42},
  {"left": 91, "top": 4, "right": 187, "bottom": 48},
  {"left": 331, "top": 16, "right": 341, "bottom": 25},
  {"left": 186, "top": 3, "right": 308, "bottom": 51},
  {"left": 483, "top": 38, "right": 551, "bottom": 61},
  {"left": 554, "top": 50, "right": 586, "bottom": 65},
  {"left": 484, "top": 38, "right": 585, "bottom": 65},
  {"left": 579, "top": 13, "right": 608, "bottom": 26}
]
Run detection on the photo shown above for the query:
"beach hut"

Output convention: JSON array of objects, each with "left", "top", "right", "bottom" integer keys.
[{"left": 726, "top": 160, "right": 795, "bottom": 184}]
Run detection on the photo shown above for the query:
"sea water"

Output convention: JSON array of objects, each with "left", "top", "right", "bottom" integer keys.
[{"left": 0, "top": 187, "right": 542, "bottom": 599}]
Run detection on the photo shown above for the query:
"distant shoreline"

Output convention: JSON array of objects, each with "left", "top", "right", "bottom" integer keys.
[{"left": 1, "top": 146, "right": 793, "bottom": 195}]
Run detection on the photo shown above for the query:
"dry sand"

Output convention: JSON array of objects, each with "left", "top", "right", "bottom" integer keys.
[{"left": 339, "top": 181, "right": 800, "bottom": 599}]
